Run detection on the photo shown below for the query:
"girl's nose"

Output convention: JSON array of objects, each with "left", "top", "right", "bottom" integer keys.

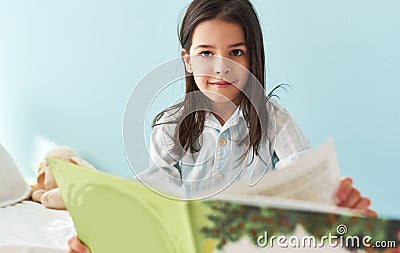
[{"left": 214, "top": 56, "right": 231, "bottom": 75}]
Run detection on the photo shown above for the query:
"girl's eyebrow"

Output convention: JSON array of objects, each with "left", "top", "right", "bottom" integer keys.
[
  {"left": 228, "top": 42, "right": 246, "bottom": 48},
  {"left": 194, "top": 42, "right": 246, "bottom": 50}
]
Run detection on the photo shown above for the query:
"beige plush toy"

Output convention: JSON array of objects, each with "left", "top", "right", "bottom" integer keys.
[{"left": 30, "top": 146, "right": 95, "bottom": 210}]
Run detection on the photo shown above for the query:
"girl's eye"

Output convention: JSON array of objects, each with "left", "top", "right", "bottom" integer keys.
[
  {"left": 200, "top": 51, "right": 213, "bottom": 57},
  {"left": 230, "top": 49, "right": 244, "bottom": 56}
]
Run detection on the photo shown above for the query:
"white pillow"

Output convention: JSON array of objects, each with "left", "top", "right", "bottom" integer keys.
[{"left": 0, "top": 144, "right": 31, "bottom": 208}]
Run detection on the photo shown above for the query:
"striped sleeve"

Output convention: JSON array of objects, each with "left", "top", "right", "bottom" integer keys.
[
  {"left": 134, "top": 110, "right": 186, "bottom": 197},
  {"left": 269, "top": 101, "right": 311, "bottom": 161}
]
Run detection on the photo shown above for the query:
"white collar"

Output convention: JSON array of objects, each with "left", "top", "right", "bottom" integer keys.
[{"left": 204, "top": 106, "right": 245, "bottom": 131}]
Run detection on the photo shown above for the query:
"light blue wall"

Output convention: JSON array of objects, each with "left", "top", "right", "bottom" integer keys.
[{"left": 0, "top": 1, "right": 398, "bottom": 218}]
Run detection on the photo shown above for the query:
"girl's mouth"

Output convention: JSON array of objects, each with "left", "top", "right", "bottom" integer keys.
[{"left": 209, "top": 80, "right": 235, "bottom": 88}]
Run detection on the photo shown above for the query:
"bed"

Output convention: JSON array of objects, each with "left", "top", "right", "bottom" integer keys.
[
  {"left": 0, "top": 144, "right": 75, "bottom": 253},
  {"left": 0, "top": 201, "right": 75, "bottom": 253}
]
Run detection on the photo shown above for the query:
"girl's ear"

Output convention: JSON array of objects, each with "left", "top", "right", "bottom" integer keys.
[{"left": 181, "top": 49, "right": 193, "bottom": 73}]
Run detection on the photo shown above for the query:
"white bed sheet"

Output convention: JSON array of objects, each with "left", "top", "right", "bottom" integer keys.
[{"left": 0, "top": 201, "right": 75, "bottom": 253}]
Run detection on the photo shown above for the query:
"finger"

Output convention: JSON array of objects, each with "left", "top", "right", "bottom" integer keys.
[
  {"left": 363, "top": 209, "right": 377, "bottom": 218},
  {"left": 68, "top": 237, "right": 74, "bottom": 244},
  {"left": 337, "top": 177, "right": 353, "bottom": 202},
  {"left": 339, "top": 188, "right": 361, "bottom": 208},
  {"left": 68, "top": 237, "right": 89, "bottom": 253},
  {"left": 353, "top": 197, "right": 371, "bottom": 209}
]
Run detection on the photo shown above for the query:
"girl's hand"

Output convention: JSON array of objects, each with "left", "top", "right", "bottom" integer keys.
[
  {"left": 67, "top": 236, "right": 90, "bottom": 253},
  {"left": 336, "top": 177, "right": 377, "bottom": 217}
]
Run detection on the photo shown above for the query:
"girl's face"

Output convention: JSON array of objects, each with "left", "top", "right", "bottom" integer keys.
[{"left": 182, "top": 19, "right": 250, "bottom": 106}]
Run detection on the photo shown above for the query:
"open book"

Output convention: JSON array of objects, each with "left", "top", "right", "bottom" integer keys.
[
  {"left": 48, "top": 145, "right": 399, "bottom": 252},
  {"left": 221, "top": 138, "right": 341, "bottom": 205}
]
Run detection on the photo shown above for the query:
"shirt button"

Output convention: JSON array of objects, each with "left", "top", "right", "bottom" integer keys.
[
  {"left": 215, "top": 173, "right": 223, "bottom": 180},
  {"left": 219, "top": 138, "right": 227, "bottom": 146}
]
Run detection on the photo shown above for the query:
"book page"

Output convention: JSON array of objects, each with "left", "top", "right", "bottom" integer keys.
[
  {"left": 188, "top": 197, "right": 399, "bottom": 253},
  {"left": 221, "top": 139, "right": 341, "bottom": 205}
]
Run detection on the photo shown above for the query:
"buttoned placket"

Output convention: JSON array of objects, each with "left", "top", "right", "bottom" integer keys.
[
  {"left": 212, "top": 130, "right": 234, "bottom": 188},
  {"left": 203, "top": 109, "right": 243, "bottom": 189}
]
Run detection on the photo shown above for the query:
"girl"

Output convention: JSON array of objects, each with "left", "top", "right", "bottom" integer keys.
[{"left": 68, "top": 0, "right": 375, "bottom": 252}]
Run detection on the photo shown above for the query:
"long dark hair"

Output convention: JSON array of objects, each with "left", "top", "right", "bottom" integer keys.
[{"left": 153, "top": 0, "right": 271, "bottom": 162}]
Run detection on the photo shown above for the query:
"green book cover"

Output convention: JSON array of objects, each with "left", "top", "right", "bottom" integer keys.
[
  {"left": 48, "top": 158, "right": 197, "bottom": 253},
  {"left": 48, "top": 158, "right": 399, "bottom": 253}
]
